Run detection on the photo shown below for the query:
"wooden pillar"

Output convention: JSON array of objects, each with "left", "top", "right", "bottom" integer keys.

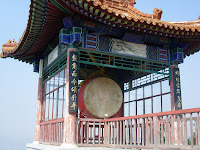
[
  {"left": 62, "top": 48, "right": 78, "bottom": 147},
  {"left": 170, "top": 65, "right": 178, "bottom": 111},
  {"left": 34, "top": 59, "right": 43, "bottom": 142},
  {"left": 170, "top": 65, "right": 183, "bottom": 146}
]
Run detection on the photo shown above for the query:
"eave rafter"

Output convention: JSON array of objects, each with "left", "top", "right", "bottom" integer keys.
[
  {"left": 1, "top": 0, "right": 47, "bottom": 60},
  {"left": 1, "top": 0, "right": 200, "bottom": 61},
  {"left": 61, "top": 0, "right": 200, "bottom": 39},
  {"left": 1, "top": 0, "right": 67, "bottom": 63}
]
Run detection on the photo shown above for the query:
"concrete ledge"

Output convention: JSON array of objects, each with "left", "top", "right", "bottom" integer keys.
[
  {"left": 61, "top": 143, "right": 78, "bottom": 149},
  {"left": 27, "top": 142, "right": 197, "bottom": 150},
  {"left": 27, "top": 143, "right": 61, "bottom": 150},
  {"left": 26, "top": 142, "right": 138, "bottom": 150}
]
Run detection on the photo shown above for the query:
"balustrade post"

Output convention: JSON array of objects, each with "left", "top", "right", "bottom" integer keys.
[
  {"left": 153, "top": 116, "right": 159, "bottom": 149},
  {"left": 197, "top": 113, "right": 200, "bottom": 148},
  {"left": 104, "top": 122, "right": 107, "bottom": 145},
  {"left": 105, "top": 121, "right": 110, "bottom": 146},
  {"left": 172, "top": 115, "right": 182, "bottom": 147}
]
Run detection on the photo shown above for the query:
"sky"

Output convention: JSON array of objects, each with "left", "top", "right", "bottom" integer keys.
[{"left": 0, "top": 0, "right": 200, "bottom": 150}]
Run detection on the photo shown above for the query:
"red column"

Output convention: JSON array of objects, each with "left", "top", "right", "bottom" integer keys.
[
  {"left": 35, "top": 59, "right": 43, "bottom": 142},
  {"left": 170, "top": 65, "right": 178, "bottom": 111},
  {"left": 170, "top": 65, "right": 181, "bottom": 145},
  {"left": 62, "top": 48, "right": 77, "bottom": 147}
]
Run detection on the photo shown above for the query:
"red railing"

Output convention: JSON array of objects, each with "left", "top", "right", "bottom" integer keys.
[
  {"left": 77, "top": 108, "right": 200, "bottom": 149},
  {"left": 39, "top": 118, "right": 64, "bottom": 145},
  {"left": 77, "top": 118, "right": 105, "bottom": 146}
]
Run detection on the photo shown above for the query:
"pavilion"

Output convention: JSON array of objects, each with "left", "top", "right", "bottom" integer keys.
[{"left": 1, "top": 0, "right": 200, "bottom": 149}]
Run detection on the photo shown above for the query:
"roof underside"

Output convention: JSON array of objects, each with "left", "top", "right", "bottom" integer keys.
[{"left": 1, "top": 0, "right": 200, "bottom": 63}]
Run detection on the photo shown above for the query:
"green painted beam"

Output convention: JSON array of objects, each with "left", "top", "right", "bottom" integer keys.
[
  {"left": 84, "top": 3, "right": 88, "bottom": 11},
  {"left": 78, "top": 0, "right": 83, "bottom": 8},
  {"left": 89, "top": 6, "right": 94, "bottom": 13},
  {"left": 33, "top": 0, "right": 46, "bottom": 7},
  {"left": 43, "top": 52, "right": 68, "bottom": 82},
  {"left": 31, "top": 17, "right": 44, "bottom": 22},
  {"left": 78, "top": 48, "right": 170, "bottom": 76},
  {"left": 73, "top": 0, "right": 78, "bottom": 5},
  {"left": 32, "top": 8, "right": 46, "bottom": 15},
  {"left": 33, "top": 3, "right": 46, "bottom": 11},
  {"left": 105, "top": 14, "right": 111, "bottom": 20},
  {"left": 94, "top": 9, "right": 99, "bottom": 15},
  {"left": 50, "top": 0, "right": 71, "bottom": 15}
]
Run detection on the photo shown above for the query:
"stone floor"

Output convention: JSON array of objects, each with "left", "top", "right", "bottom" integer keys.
[
  {"left": 27, "top": 142, "right": 198, "bottom": 150},
  {"left": 27, "top": 142, "right": 138, "bottom": 150}
]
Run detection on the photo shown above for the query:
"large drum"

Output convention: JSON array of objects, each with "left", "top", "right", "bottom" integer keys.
[{"left": 78, "top": 77, "right": 123, "bottom": 119}]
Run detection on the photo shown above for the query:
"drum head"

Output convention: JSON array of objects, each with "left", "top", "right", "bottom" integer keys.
[{"left": 83, "top": 77, "right": 123, "bottom": 118}]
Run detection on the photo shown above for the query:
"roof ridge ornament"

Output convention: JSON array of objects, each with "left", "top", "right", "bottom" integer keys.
[
  {"left": 13, "top": 39, "right": 17, "bottom": 43},
  {"left": 7, "top": 39, "right": 12, "bottom": 43},
  {"left": 152, "top": 8, "right": 163, "bottom": 20},
  {"left": 1, "top": 39, "right": 19, "bottom": 58}
]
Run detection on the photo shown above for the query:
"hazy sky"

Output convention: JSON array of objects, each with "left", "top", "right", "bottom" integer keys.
[{"left": 0, "top": 0, "right": 200, "bottom": 150}]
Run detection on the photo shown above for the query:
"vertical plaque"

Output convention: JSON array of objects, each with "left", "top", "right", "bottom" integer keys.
[
  {"left": 173, "top": 68, "right": 182, "bottom": 110},
  {"left": 69, "top": 51, "right": 78, "bottom": 113}
]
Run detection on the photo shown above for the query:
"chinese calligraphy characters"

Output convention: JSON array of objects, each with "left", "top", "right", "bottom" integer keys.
[
  {"left": 173, "top": 68, "right": 182, "bottom": 110},
  {"left": 69, "top": 52, "right": 78, "bottom": 113}
]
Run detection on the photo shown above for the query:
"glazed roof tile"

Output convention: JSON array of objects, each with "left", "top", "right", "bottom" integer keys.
[
  {"left": 1, "top": 0, "right": 200, "bottom": 62},
  {"left": 84, "top": 0, "right": 200, "bottom": 32}
]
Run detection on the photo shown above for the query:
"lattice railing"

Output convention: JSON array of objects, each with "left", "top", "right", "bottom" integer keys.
[
  {"left": 77, "top": 108, "right": 200, "bottom": 149},
  {"left": 77, "top": 118, "right": 105, "bottom": 146},
  {"left": 40, "top": 118, "right": 64, "bottom": 145}
]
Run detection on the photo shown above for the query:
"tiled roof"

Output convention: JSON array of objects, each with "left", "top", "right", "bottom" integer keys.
[
  {"left": 1, "top": 42, "right": 18, "bottom": 58},
  {"left": 1, "top": 0, "right": 200, "bottom": 62},
  {"left": 71, "top": 0, "right": 200, "bottom": 35},
  {"left": 1, "top": 0, "right": 65, "bottom": 62}
]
